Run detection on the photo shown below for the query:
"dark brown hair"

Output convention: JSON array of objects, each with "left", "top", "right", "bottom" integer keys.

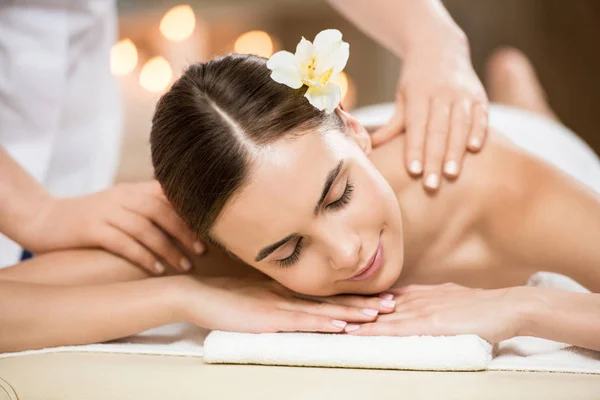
[{"left": 151, "top": 54, "right": 342, "bottom": 243}]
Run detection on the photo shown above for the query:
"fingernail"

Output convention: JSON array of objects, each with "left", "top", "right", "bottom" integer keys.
[
  {"left": 154, "top": 261, "right": 165, "bottom": 274},
  {"left": 378, "top": 293, "right": 394, "bottom": 300},
  {"left": 380, "top": 299, "right": 396, "bottom": 309},
  {"left": 444, "top": 161, "right": 458, "bottom": 176},
  {"left": 469, "top": 137, "right": 481, "bottom": 149},
  {"left": 409, "top": 160, "right": 423, "bottom": 175},
  {"left": 180, "top": 257, "right": 192, "bottom": 272},
  {"left": 425, "top": 173, "right": 439, "bottom": 189},
  {"left": 345, "top": 324, "right": 360, "bottom": 332},
  {"left": 362, "top": 308, "right": 379, "bottom": 317},
  {"left": 194, "top": 241, "right": 205, "bottom": 254},
  {"left": 331, "top": 319, "right": 347, "bottom": 329}
]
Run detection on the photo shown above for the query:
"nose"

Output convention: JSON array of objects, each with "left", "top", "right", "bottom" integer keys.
[{"left": 321, "top": 225, "right": 361, "bottom": 271}]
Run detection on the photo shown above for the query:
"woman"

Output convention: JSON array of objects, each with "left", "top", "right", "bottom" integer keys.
[
  {"left": 150, "top": 43, "right": 600, "bottom": 347},
  {"left": 0, "top": 48, "right": 598, "bottom": 353}
]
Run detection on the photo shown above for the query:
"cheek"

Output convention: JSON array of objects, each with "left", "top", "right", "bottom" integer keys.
[{"left": 270, "top": 260, "right": 335, "bottom": 296}]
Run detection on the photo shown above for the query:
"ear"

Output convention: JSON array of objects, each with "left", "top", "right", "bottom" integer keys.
[{"left": 336, "top": 106, "right": 372, "bottom": 155}]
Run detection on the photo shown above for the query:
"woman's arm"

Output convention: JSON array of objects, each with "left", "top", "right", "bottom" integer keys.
[
  {"left": 346, "top": 283, "right": 600, "bottom": 351},
  {"left": 0, "top": 276, "right": 185, "bottom": 353},
  {"left": 0, "top": 250, "right": 389, "bottom": 352},
  {"left": 0, "top": 245, "right": 259, "bottom": 287},
  {"left": 516, "top": 286, "right": 600, "bottom": 350},
  {"left": 0, "top": 250, "right": 150, "bottom": 286}
]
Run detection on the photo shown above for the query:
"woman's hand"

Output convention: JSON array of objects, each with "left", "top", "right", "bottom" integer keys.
[
  {"left": 346, "top": 283, "right": 521, "bottom": 343},
  {"left": 23, "top": 181, "right": 204, "bottom": 274},
  {"left": 182, "top": 276, "right": 398, "bottom": 334},
  {"left": 371, "top": 41, "right": 488, "bottom": 191}
]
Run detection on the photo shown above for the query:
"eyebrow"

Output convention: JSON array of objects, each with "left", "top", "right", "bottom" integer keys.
[{"left": 254, "top": 160, "right": 344, "bottom": 263}]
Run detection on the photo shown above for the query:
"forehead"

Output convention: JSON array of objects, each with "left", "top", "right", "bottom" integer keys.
[{"left": 212, "top": 130, "right": 352, "bottom": 255}]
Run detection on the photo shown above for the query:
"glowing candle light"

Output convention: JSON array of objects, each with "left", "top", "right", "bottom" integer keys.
[
  {"left": 160, "top": 5, "right": 196, "bottom": 42},
  {"left": 110, "top": 38, "right": 138, "bottom": 76},
  {"left": 139, "top": 56, "right": 173, "bottom": 93},
  {"left": 234, "top": 30, "right": 274, "bottom": 58}
]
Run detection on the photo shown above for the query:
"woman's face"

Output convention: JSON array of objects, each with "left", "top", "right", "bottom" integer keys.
[{"left": 212, "top": 112, "right": 404, "bottom": 296}]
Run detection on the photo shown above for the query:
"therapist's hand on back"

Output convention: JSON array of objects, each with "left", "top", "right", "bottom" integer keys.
[
  {"left": 370, "top": 39, "right": 488, "bottom": 191},
  {"left": 23, "top": 181, "right": 203, "bottom": 274}
]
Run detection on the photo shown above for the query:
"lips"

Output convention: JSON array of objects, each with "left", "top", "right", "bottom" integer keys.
[{"left": 348, "top": 234, "right": 384, "bottom": 282}]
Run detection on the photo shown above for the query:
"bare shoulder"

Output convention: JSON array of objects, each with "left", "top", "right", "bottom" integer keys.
[
  {"left": 470, "top": 130, "right": 599, "bottom": 228},
  {"left": 470, "top": 131, "right": 600, "bottom": 289},
  {"left": 464, "top": 132, "right": 543, "bottom": 221}
]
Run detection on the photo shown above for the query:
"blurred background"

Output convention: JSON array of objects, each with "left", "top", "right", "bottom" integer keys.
[{"left": 113, "top": 0, "right": 600, "bottom": 182}]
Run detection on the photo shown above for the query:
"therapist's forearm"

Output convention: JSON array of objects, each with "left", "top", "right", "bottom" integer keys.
[
  {"left": 0, "top": 276, "right": 186, "bottom": 353},
  {"left": 327, "top": 0, "right": 467, "bottom": 58},
  {"left": 0, "top": 147, "right": 53, "bottom": 245}
]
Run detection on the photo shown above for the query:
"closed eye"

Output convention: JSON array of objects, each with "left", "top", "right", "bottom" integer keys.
[
  {"left": 326, "top": 180, "right": 354, "bottom": 210},
  {"left": 275, "top": 179, "right": 354, "bottom": 268},
  {"left": 275, "top": 238, "right": 303, "bottom": 268}
]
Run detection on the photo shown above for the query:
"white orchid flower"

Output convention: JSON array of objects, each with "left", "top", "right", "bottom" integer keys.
[{"left": 266, "top": 29, "right": 349, "bottom": 114}]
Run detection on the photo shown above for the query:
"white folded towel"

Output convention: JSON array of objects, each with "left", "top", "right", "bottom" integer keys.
[{"left": 204, "top": 332, "right": 492, "bottom": 371}]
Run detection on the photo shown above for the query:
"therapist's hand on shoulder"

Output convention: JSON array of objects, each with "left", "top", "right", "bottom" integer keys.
[
  {"left": 24, "top": 181, "right": 204, "bottom": 274},
  {"left": 370, "top": 41, "right": 488, "bottom": 191}
]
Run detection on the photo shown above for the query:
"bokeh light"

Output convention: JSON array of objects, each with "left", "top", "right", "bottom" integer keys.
[
  {"left": 139, "top": 56, "right": 173, "bottom": 93},
  {"left": 234, "top": 30, "right": 274, "bottom": 58},
  {"left": 110, "top": 38, "right": 138, "bottom": 76},
  {"left": 332, "top": 71, "right": 356, "bottom": 109},
  {"left": 160, "top": 5, "right": 196, "bottom": 41},
  {"left": 332, "top": 71, "right": 349, "bottom": 100}
]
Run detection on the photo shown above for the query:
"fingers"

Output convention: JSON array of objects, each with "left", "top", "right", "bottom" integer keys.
[
  {"left": 319, "top": 294, "right": 397, "bottom": 314},
  {"left": 279, "top": 297, "right": 381, "bottom": 323},
  {"left": 99, "top": 226, "right": 165, "bottom": 274},
  {"left": 275, "top": 310, "right": 349, "bottom": 333},
  {"left": 107, "top": 209, "right": 192, "bottom": 273},
  {"left": 126, "top": 193, "right": 205, "bottom": 256},
  {"left": 467, "top": 102, "right": 488, "bottom": 152},
  {"left": 370, "top": 96, "right": 405, "bottom": 147},
  {"left": 422, "top": 99, "right": 451, "bottom": 191},
  {"left": 404, "top": 98, "right": 428, "bottom": 177},
  {"left": 403, "top": 96, "right": 487, "bottom": 191},
  {"left": 443, "top": 100, "right": 472, "bottom": 179}
]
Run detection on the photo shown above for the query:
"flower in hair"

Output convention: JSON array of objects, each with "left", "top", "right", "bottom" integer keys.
[{"left": 266, "top": 29, "right": 349, "bottom": 114}]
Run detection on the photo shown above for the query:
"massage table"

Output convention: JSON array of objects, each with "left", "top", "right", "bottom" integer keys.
[{"left": 1, "top": 353, "right": 600, "bottom": 400}]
